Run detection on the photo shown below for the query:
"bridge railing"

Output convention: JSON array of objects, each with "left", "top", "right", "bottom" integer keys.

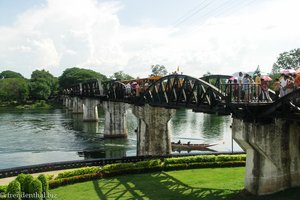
[{"left": 220, "top": 83, "right": 275, "bottom": 104}]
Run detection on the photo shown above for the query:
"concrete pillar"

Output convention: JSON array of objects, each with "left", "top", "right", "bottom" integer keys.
[
  {"left": 132, "top": 104, "right": 175, "bottom": 156},
  {"left": 232, "top": 118, "right": 300, "bottom": 195},
  {"left": 102, "top": 101, "right": 128, "bottom": 138},
  {"left": 83, "top": 98, "right": 99, "bottom": 122},
  {"left": 72, "top": 97, "right": 83, "bottom": 114},
  {"left": 66, "top": 98, "right": 73, "bottom": 110},
  {"left": 62, "top": 96, "right": 67, "bottom": 107}
]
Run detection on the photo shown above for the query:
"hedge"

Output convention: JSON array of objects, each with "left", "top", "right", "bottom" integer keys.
[
  {"left": 56, "top": 166, "right": 101, "bottom": 179},
  {"left": 15, "top": 173, "right": 26, "bottom": 194},
  {"left": 23, "top": 175, "right": 34, "bottom": 195},
  {"left": 28, "top": 179, "right": 42, "bottom": 200},
  {"left": 37, "top": 174, "right": 49, "bottom": 200},
  {"left": 49, "top": 173, "right": 103, "bottom": 189},
  {"left": 6, "top": 180, "right": 21, "bottom": 200},
  {"left": 0, "top": 185, "right": 7, "bottom": 193}
]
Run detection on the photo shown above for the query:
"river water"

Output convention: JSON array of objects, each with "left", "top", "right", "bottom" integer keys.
[{"left": 0, "top": 107, "right": 242, "bottom": 169}]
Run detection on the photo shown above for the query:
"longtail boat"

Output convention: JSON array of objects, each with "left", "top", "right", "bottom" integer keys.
[{"left": 171, "top": 142, "right": 217, "bottom": 150}]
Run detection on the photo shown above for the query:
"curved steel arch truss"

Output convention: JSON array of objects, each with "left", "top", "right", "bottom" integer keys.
[{"left": 140, "top": 74, "right": 230, "bottom": 114}]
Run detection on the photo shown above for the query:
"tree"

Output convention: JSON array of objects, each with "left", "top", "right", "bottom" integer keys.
[
  {"left": 0, "top": 78, "right": 29, "bottom": 102},
  {"left": 272, "top": 48, "right": 300, "bottom": 73},
  {"left": 0, "top": 70, "right": 24, "bottom": 79},
  {"left": 29, "top": 69, "right": 58, "bottom": 100},
  {"left": 151, "top": 64, "right": 168, "bottom": 76},
  {"left": 59, "top": 67, "right": 107, "bottom": 89},
  {"left": 110, "top": 71, "right": 134, "bottom": 80}
]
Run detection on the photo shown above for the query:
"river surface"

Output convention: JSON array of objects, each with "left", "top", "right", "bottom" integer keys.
[{"left": 0, "top": 107, "right": 242, "bottom": 169}]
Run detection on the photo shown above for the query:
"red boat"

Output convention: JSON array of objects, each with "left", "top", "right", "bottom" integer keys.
[{"left": 171, "top": 142, "right": 217, "bottom": 150}]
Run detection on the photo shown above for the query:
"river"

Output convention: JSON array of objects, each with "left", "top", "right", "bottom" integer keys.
[{"left": 0, "top": 107, "right": 242, "bottom": 169}]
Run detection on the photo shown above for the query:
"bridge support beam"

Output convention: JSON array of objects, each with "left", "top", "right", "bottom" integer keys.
[
  {"left": 102, "top": 102, "right": 128, "bottom": 138},
  {"left": 72, "top": 97, "right": 83, "bottom": 114},
  {"left": 132, "top": 105, "right": 175, "bottom": 156},
  {"left": 83, "top": 98, "right": 99, "bottom": 122},
  {"left": 232, "top": 118, "right": 300, "bottom": 195}
]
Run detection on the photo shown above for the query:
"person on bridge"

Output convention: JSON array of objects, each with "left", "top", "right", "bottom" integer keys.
[
  {"left": 261, "top": 78, "right": 272, "bottom": 102},
  {"left": 255, "top": 73, "right": 261, "bottom": 100},
  {"left": 295, "top": 73, "right": 300, "bottom": 89},
  {"left": 242, "top": 74, "right": 250, "bottom": 101},
  {"left": 273, "top": 78, "right": 280, "bottom": 100},
  {"left": 279, "top": 74, "right": 288, "bottom": 97}
]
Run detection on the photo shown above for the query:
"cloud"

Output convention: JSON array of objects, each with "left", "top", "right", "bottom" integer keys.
[{"left": 0, "top": 0, "right": 300, "bottom": 78}]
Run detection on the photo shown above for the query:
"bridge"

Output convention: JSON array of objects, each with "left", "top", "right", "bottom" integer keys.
[{"left": 62, "top": 74, "right": 300, "bottom": 195}]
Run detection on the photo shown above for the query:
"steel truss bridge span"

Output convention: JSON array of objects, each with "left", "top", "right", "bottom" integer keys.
[{"left": 64, "top": 74, "right": 300, "bottom": 122}]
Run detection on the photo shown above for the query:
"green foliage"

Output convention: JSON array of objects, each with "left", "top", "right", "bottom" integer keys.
[
  {"left": 59, "top": 67, "right": 107, "bottom": 89},
  {"left": 109, "top": 71, "right": 134, "bottom": 80},
  {"left": 37, "top": 174, "right": 49, "bottom": 200},
  {"left": 56, "top": 167, "right": 101, "bottom": 179},
  {"left": 28, "top": 179, "right": 42, "bottom": 200},
  {"left": 0, "top": 78, "right": 29, "bottom": 102},
  {"left": 15, "top": 173, "right": 26, "bottom": 193},
  {"left": 272, "top": 48, "right": 300, "bottom": 73},
  {"left": 49, "top": 173, "right": 103, "bottom": 189},
  {"left": 29, "top": 81, "right": 51, "bottom": 100},
  {"left": 151, "top": 64, "right": 168, "bottom": 76},
  {"left": 0, "top": 185, "right": 7, "bottom": 193},
  {"left": 0, "top": 70, "right": 24, "bottom": 79},
  {"left": 6, "top": 180, "right": 21, "bottom": 200},
  {"left": 29, "top": 70, "right": 58, "bottom": 100},
  {"left": 102, "top": 163, "right": 135, "bottom": 174},
  {"left": 23, "top": 174, "right": 34, "bottom": 195},
  {"left": 45, "top": 155, "right": 245, "bottom": 190}
]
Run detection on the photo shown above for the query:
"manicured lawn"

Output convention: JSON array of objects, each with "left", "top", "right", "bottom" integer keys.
[
  {"left": 49, "top": 167, "right": 245, "bottom": 200},
  {"left": 49, "top": 167, "right": 300, "bottom": 200}
]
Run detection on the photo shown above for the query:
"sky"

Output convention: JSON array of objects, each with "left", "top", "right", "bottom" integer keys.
[{"left": 0, "top": 0, "right": 300, "bottom": 78}]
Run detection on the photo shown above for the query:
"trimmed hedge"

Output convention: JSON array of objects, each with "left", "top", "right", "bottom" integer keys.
[
  {"left": 6, "top": 180, "right": 21, "bottom": 200},
  {"left": 28, "top": 179, "right": 42, "bottom": 200},
  {"left": 56, "top": 166, "right": 101, "bottom": 179},
  {"left": 101, "top": 160, "right": 163, "bottom": 177},
  {"left": 23, "top": 175, "right": 34, "bottom": 195},
  {"left": 15, "top": 173, "right": 26, "bottom": 194},
  {"left": 163, "top": 154, "right": 246, "bottom": 165},
  {"left": 37, "top": 174, "right": 49, "bottom": 200},
  {"left": 49, "top": 173, "right": 103, "bottom": 189},
  {"left": 0, "top": 185, "right": 7, "bottom": 193}
]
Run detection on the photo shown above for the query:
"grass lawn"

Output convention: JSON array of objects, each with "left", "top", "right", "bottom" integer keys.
[{"left": 49, "top": 167, "right": 299, "bottom": 200}]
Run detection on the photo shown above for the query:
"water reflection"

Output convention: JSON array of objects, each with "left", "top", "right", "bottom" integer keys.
[{"left": 0, "top": 107, "right": 241, "bottom": 169}]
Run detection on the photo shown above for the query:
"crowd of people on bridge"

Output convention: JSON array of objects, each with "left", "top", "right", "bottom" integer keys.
[{"left": 229, "top": 70, "right": 300, "bottom": 103}]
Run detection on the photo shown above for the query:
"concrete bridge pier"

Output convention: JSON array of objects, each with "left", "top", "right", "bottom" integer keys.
[
  {"left": 232, "top": 118, "right": 300, "bottom": 195},
  {"left": 72, "top": 97, "right": 83, "bottom": 114},
  {"left": 62, "top": 96, "right": 67, "bottom": 107},
  {"left": 102, "top": 102, "right": 128, "bottom": 138},
  {"left": 66, "top": 97, "right": 73, "bottom": 110},
  {"left": 82, "top": 98, "right": 100, "bottom": 122},
  {"left": 132, "top": 104, "right": 175, "bottom": 156}
]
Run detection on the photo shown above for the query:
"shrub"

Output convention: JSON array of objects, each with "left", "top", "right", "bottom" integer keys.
[
  {"left": 49, "top": 173, "right": 103, "bottom": 189},
  {"left": 6, "top": 180, "right": 21, "bottom": 200},
  {"left": 37, "top": 174, "right": 48, "bottom": 200},
  {"left": 0, "top": 185, "right": 7, "bottom": 193},
  {"left": 28, "top": 179, "right": 42, "bottom": 200},
  {"left": 102, "top": 163, "right": 135, "bottom": 174},
  {"left": 56, "top": 166, "right": 101, "bottom": 179},
  {"left": 23, "top": 175, "right": 34, "bottom": 195},
  {"left": 15, "top": 173, "right": 26, "bottom": 193}
]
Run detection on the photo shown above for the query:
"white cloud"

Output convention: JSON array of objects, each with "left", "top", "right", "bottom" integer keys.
[{"left": 0, "top": 0, "right": 300, "bottom": 78}]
